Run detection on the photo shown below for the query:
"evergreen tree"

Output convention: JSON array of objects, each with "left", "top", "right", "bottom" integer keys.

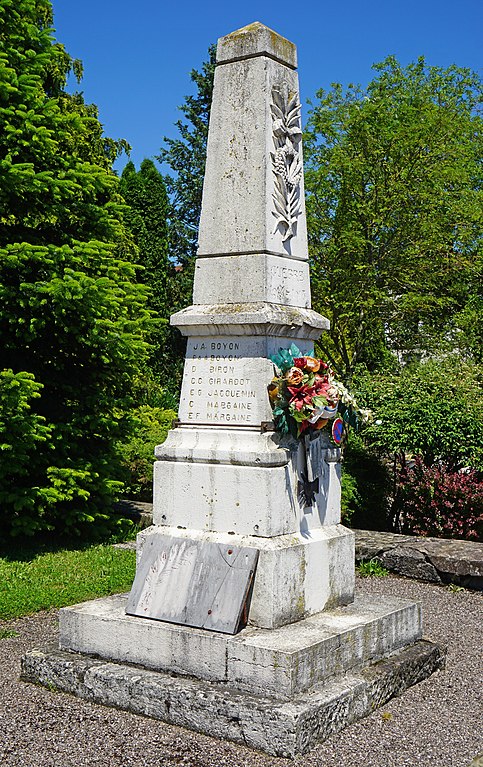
[
  {"left": 157, "top": 45, "right": 216, "bottom": 267},
  {"left": 119, "top": 160, "right": 185, "bottom": 391},
  {"left": 0, "top": 0, "right": 152, "bottom": 537},
  {"left": 120, "top": 160, "right": 171, "bottom": 320}
]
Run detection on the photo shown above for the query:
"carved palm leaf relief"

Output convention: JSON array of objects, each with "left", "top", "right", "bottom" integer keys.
[{"left": 271, "top": 87, "right": 303, "bottom": 241}]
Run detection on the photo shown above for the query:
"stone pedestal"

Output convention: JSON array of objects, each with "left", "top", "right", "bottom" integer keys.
[
  {"left": 22, "top": 597, "right": 444, "bottom": 758},
  {"left": 22, "top": 22, "right": 443, "bottom": 756}
]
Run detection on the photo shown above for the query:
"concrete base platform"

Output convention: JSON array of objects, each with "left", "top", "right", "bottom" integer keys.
[
  {"left": 22, "top": 639, "right": 444, "bottom": 757},
  {"left": 57, "top": 593, "right": 424, "bottom": 698}
]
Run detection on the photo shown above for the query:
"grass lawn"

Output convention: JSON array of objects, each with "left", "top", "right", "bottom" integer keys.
[{"left": 0, "top": 541, "right": 136, "bottom": 620}]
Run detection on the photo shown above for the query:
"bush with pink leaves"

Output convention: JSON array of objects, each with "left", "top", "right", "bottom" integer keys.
[{"left": 394, "top": 457, "right": 483, "bottom": 541}]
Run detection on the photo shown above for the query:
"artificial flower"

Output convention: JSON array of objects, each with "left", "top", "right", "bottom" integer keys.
[
  {"left": 268, "top": 345, "right": 371, "bottom": 440},
  {"left": 304, "top": 356, "right": 321, "bottom": 373},
  {"left": 285, "top": 367, "right": 304, "bottom": 385},
  {"left": 287, "top": 384, "right": 315, "bottom": 411},
  {"left": 268, "top": 382, "right": 279, "bottom": 401}
]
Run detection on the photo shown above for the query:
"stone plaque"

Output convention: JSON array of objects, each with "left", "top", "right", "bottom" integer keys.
[
  {"left": 178, "top": 336, "right": 273, "bottom": 425},
  {"left": 126, "top": 533, "right": 259, "bottom": 634},
  {"left": 178, "top": 335, "right": 315, "bottom": 426}
]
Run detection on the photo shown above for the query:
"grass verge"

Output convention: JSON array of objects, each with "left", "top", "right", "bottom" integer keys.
[{"left": 0, "top": 543, "right": 136, "bottom": 620}]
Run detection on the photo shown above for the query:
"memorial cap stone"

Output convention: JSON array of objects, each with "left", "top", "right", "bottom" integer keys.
[{"left": 216, "top": 21, "right": 297, "bottom": 69}]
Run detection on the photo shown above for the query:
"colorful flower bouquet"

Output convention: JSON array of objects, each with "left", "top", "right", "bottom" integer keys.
[{"left": 268, "top": 344, "right": 371, "bottom": 443}]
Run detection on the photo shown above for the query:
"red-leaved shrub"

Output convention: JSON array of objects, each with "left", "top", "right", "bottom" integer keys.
[{"left": 394, "top": 458, "right": 483, "bottom": 541}]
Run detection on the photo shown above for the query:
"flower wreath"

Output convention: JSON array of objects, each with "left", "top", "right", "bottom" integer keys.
[{"left": 268, "top": 344, "right": 371, "bottom": 443}]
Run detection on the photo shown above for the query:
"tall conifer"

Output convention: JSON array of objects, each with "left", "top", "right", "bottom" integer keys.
[{"left": 0, "top": 0, "right": 151, "bottom": 537}]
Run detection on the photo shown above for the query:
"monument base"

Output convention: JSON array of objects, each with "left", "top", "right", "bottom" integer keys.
[
  {"left": 134, "top": 524, "right": 355, "bottom": 629},
  {"left": 21, "top": 593, "right": 444, "bottom": 756},
  {"left": 22, "top": 642, "right": 443, "bottom": 758}
]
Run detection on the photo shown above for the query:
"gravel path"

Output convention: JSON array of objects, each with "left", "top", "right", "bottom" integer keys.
[{"left": 0, "top": 576, "right": 481, "bottom": 767}]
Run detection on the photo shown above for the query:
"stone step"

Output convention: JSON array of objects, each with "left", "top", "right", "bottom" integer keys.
[
  {"left": 59, "top": 593, "right": 422, "bottom": 699},
  {"left": 22, "top": 638, "right": 444, "bottom": 758}
]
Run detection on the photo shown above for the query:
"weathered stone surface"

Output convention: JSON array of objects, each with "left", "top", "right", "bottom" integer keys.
[
  {"left": 216, "top": 21, "right": 297, "bottom": 69},
  {"left": 170, "top": 303, "right": 328, "bottom": 339},
  {"left": 149, "top": 21, "right": 341, "bottom": 625},
  {"left": 21, "top": 639, "right": 445, "bottom": 758},
  {"left": 176, "top": 335, "right": 288, "bottom": 426},
  {"left": 124, "top": 525, "right": 355, "bottom": 629},
  {"left": 193, "top": 254, "right": 312, "bottom": 308},
  {"left": 198, "top": 46, "right": 306, "bottom": 259},
  {"left": 126, "top": 534, "right": 258, "bottom": 634},
  {"left": 354, "top": 530, "right": 483, "bottom": 589},
  {"left": 59, "top": 592, "right": 418, "bottom": 697},
  {"left": 381, "top": 546, "right": 442, "bottom": 584},
  {"left": 153, "top": 431, "right": 343, "bottom": 538}
]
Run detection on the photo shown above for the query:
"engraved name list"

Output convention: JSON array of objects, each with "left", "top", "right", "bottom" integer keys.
[{"left": 178, "top": 338, "right": 268, "bottom": 425}]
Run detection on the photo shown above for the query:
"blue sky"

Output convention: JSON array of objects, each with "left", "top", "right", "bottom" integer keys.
[{"left": 51, "top": 0, "right": 482, "bottom": 173}]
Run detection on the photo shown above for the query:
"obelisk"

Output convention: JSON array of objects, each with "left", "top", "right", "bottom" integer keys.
[{"left": 146, "top": 21, "right": 355, "bottom": 628}]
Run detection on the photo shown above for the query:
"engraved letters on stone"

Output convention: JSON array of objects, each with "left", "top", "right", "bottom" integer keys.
[{"left": 271, "top": 87, "right": 303, "bottom": 241}]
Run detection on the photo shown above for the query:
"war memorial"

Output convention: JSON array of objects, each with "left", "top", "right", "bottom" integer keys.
[{"left": 22, "top": 22, "right": 444, "bottom": 757}]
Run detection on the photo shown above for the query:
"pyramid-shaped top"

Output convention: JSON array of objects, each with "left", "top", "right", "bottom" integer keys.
[{"left": 217, "top": 21, "right": 297, "bottom": 69}]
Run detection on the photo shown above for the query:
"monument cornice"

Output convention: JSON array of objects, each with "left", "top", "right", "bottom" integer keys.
[{"left": 170, "top": 301, "right": 330, "bottom": 339}]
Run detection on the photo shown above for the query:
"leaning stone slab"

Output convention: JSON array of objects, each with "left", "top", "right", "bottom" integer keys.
[{"left": 21, "top": 639, "right": 444, "bottom": 758}]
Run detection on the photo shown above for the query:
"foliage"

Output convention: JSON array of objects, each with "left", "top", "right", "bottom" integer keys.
[
  {"left": 447, "top": 584, "right": 465, "bottom": 593},
  {"left": 0, "top": 0, "right": 152, "bottom": 537},
  {"left": 341, "top": 433, "right": 391, "bottom": 530},
  {"left": 157, "top": 45, "right": 216, "bottom": 266},
  {"left": 119, "top": 160, "right": 187, "bottom": 392},
  {"left": 118, "top": 405, "right": 176, "bottom": 501},
  {"left": 119, "top": 160, "right": 171, "bottom": 320},
  {"left": 0, "top": 543, "right": 136, "bottom": 620},
  {"left": 354, "top": 356, "right": 483, "bottom": 471},
  {"left": 394, "top": 458, "right": 483, "bottom": 541},
  {"left": 340, "top": 468, "right": 360, "bottom": 526},
  {"left": 347, "top": 357, "right": 483, "bottom": 536},
  {"left": 156, "top": 45, "right": 216, "bottom": 360},
  {"left": 305, "top": 57, "right": 483, "bottom": 379},
  {"left": 356, "top": 558, "right": 389, "bottom": 577},
  {"left": 0, "top": 371, "right": 51, "bottom": 505}
]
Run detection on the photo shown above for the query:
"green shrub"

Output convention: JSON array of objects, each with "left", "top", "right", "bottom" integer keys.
[
  {"left": 0, "top": 1, "right": 153, "bottom": 538},
  {"left": 354, "top": 356, "right": 483, "bottom": 470},
  {"left": 0, "top": 371, "right": 51, "bottom": 523},
  {"left": 119, "top": 406, "right": 177, "bottom": 501},
  {"left": 341, "top": 433, "right": 392, "bottom": 530},
  {"left": 349, "top": 356, "right": 483, "bottom": 537}
]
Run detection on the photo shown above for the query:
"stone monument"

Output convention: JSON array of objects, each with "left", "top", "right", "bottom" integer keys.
[{"left": 22, "top": 22, "right": 444, "bottom": 757}]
